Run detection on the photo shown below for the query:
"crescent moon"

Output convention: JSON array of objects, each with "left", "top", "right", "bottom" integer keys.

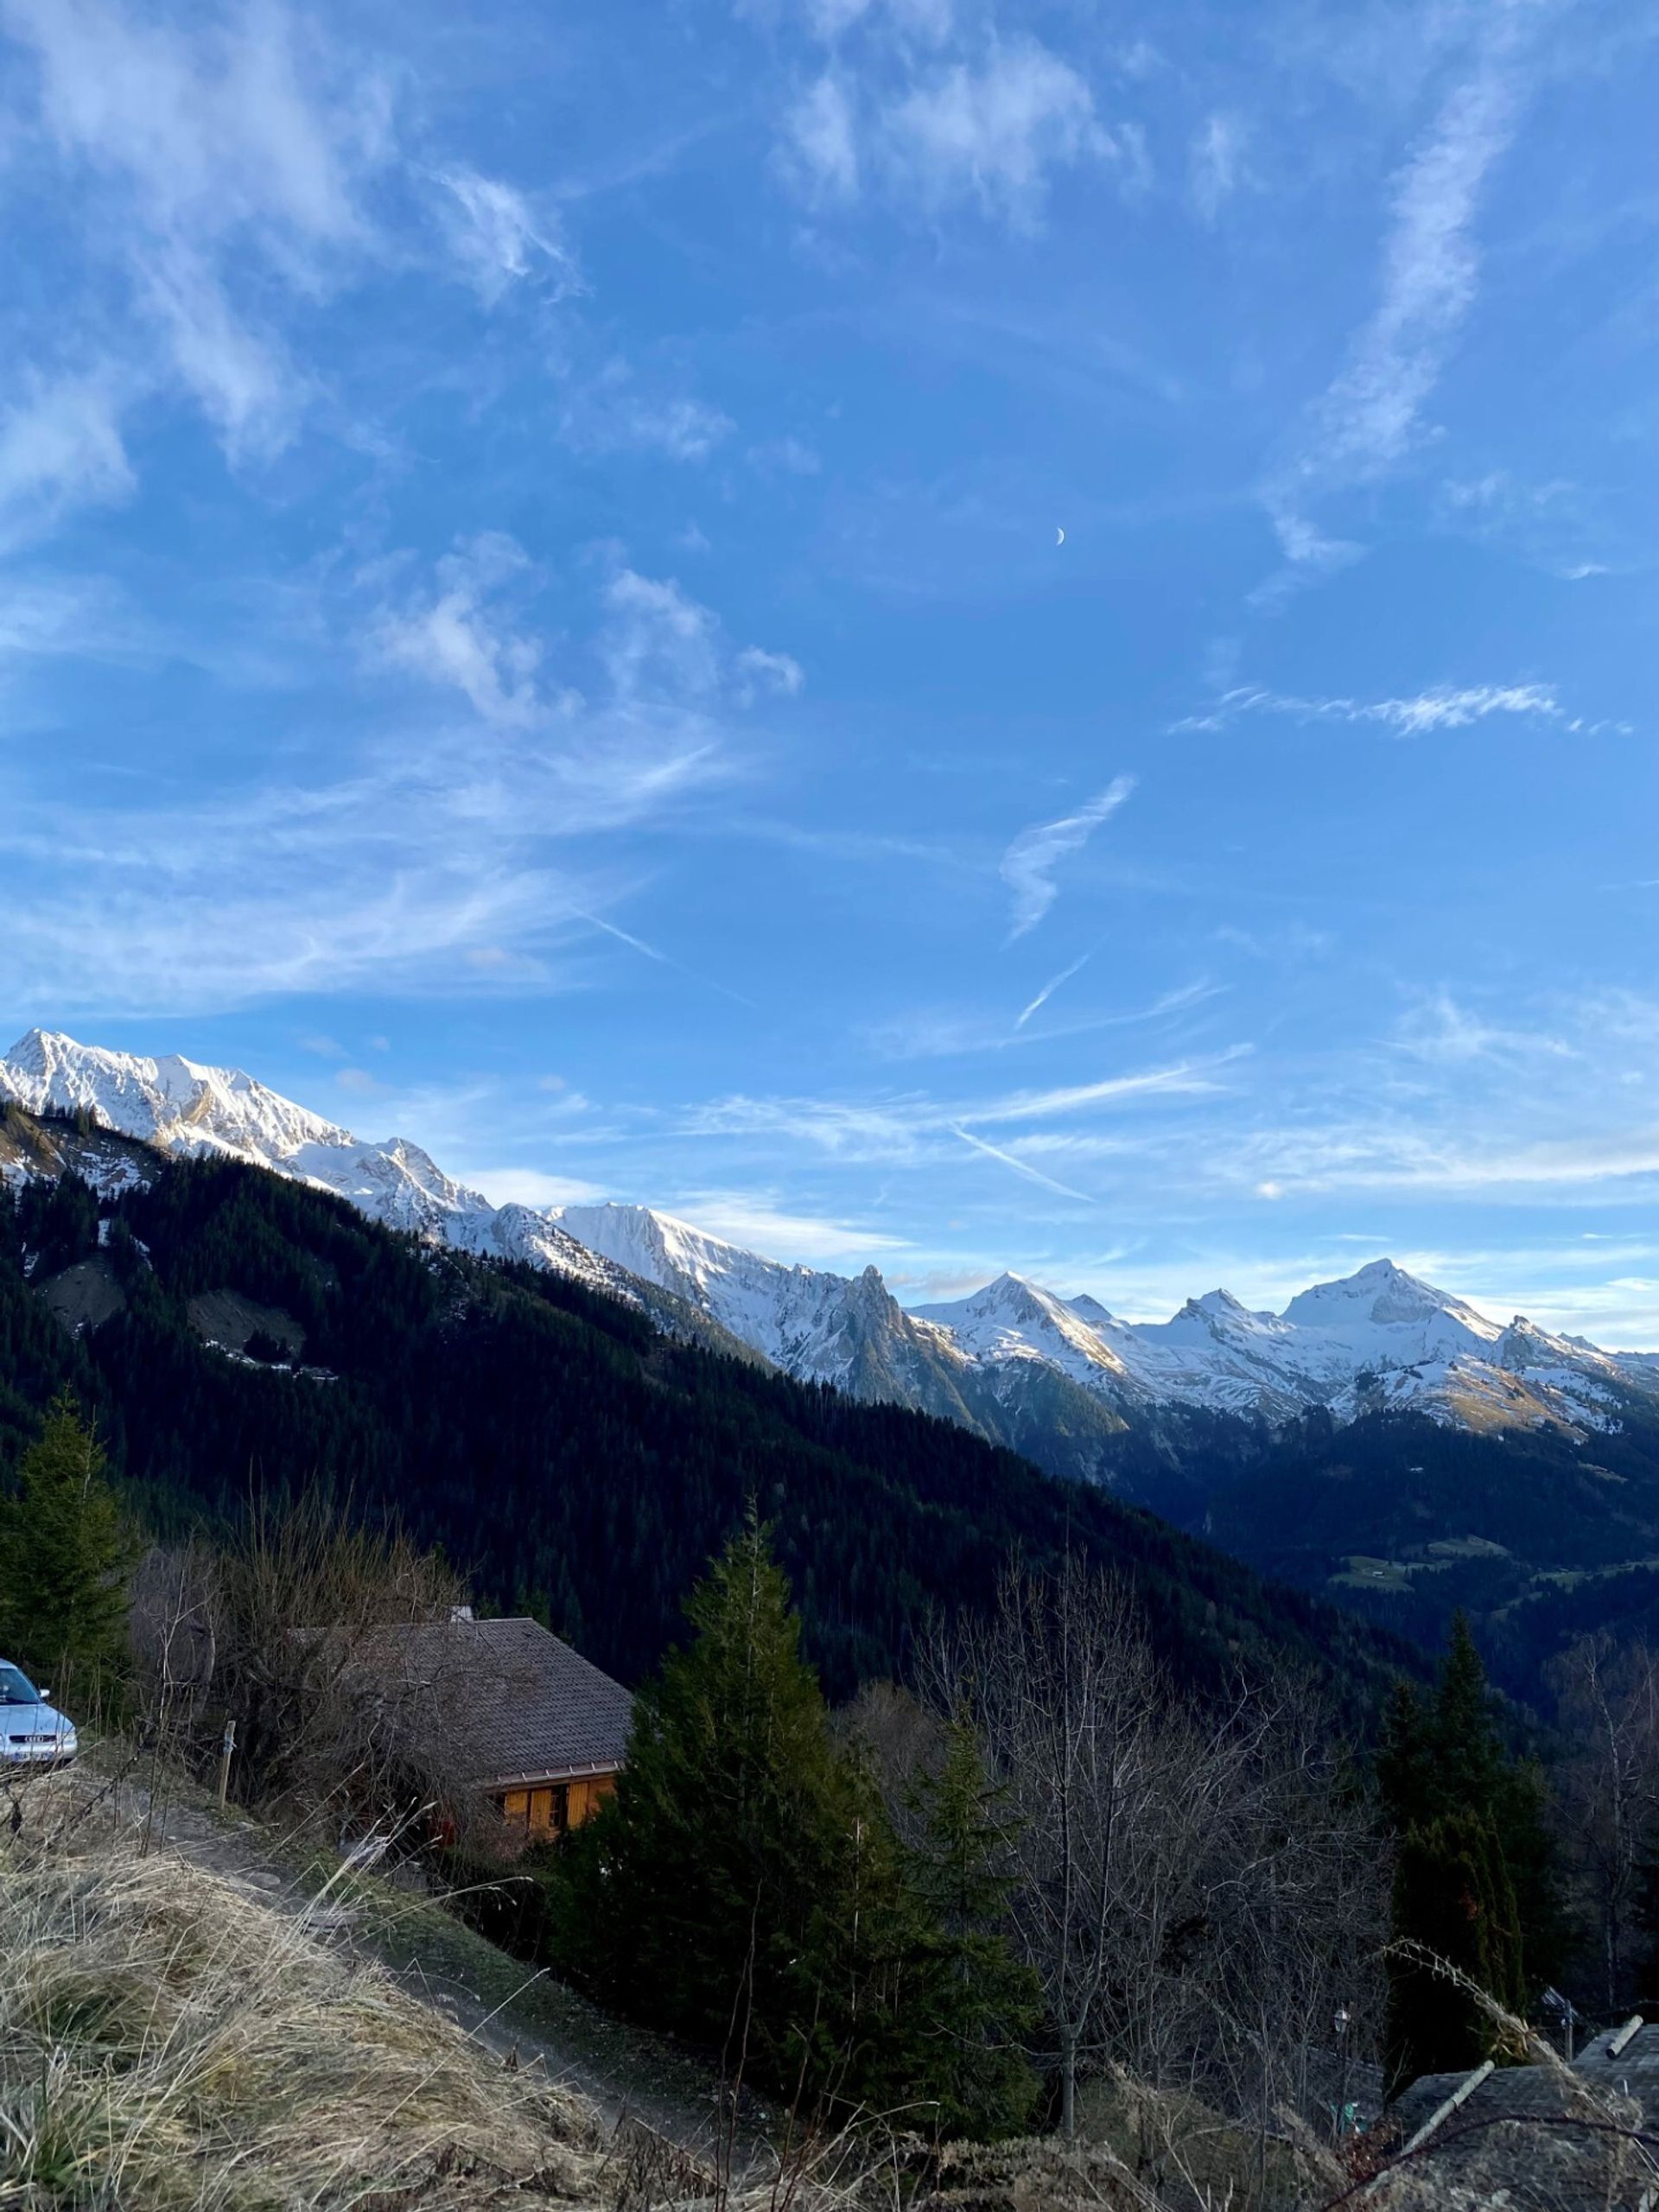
[{"left": 1056, "top": 526, "right": 1065, "bottom": 546}]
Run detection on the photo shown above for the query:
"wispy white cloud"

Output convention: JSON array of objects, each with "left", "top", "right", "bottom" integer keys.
[
  {"left": 1393, "top": 992, "right": 1576, "bottom": 1067},
  {"left": 0, "top": 549, "right": 793, "bottom": 1015},
  {"left": 4, "top": 0, "right": 391, "bottom": 465},
  {"left": 432, "top": 165, "right": 580, "bottom": 304},
  {"left": 1180, "top": 682, "right": 1567, "bottom": 735},
  {"left": 1436, "top": 469, "right": 1615, "bottom": 580},
  {"left": 601, "top": 567, "right": 721, "bottom": 701},
  {"left": 0, "top": 372, "right": 136, "bottom": 546},
  {"left": 0, "top": 571, "right": 149, "bottom": 666},
  {"left": 862, "top": 980, "right": 1224, "bottom": 1062},
  {"left": 661, "top": 1189, "right": 911, "bottom": 1262},
  {"left": 368, "top": 540, "right": 795, "bottom": 773},
  {"left": 1267, "top": 35, "right": 1529, "bottom": 565},
  {"left": 679, "top": 1052, "right": 1238, "bottom": 1162},
  {"left": 1014, "top": 950, "right": 1091, "bottom": 1030},
  {"left": 370, "top": 533, "right": 556, "bottom": 728},
  {"left": 573, "top": 908, "right": 758, "bottom": 1010},
  {"left": 969, "top": 1064, "right": 1236, "bottom": 1125},
  {"left": 1189, "top": 111, "right": 1245, "bottom": 223},
  {"left": 1176, "top": 986, "right": 1659, "bottom": 1210},
  {"left": 887, "top": 40, "right": 1112, "bottom": 222},
  {"left": 733, "top": 645, "right": 805, "bottom": 702},
  {"left": 459, "top": 1166, "right": 613, "bottom": 1208},
  {"left": 778, "top": 18, "right": 1115, "bottom": 226},
  {"left": 1226, "top": 1121, "right": 1659, "bottom": 1202},
  {"left": 561, "top": 365, "right": 734, "bottom": 461},
  {"left": 786, "top": 73, "right": 861, "bottom": 200},
  {"left": 1000, "top": 774, "right": 1134, "bottom": 937}
]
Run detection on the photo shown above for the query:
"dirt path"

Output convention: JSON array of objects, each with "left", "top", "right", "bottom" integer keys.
[{"left": 99, "top": 1764, "right": 767, "bottom": 2169}]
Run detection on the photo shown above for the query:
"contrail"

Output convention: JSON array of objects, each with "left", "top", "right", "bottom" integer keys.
[
  {"left": 950, "top": 1124, "right": 1093, "bottom": 1203},
  {"left": 1015, "top": 949, "right": 1092, "bottom": 1031},
  {"left": 575, "top": 909, "right": 757, "bottom": 1010}
]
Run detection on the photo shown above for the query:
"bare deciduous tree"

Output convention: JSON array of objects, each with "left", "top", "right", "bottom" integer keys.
[
  {"left": 923, "top": 1553, "right": 1385, "bottom": 2155},
  {"left": 128, "top": 1498, "right": 509, "bottom": 1854},
  {"left": 925, "top": 1555, "right": 1195, "bottom": 2136},
  {"left": 1549, "top": 1633, "right": 1659, "bottom": 2013}
]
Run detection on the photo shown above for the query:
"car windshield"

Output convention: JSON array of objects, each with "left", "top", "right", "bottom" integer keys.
[{"left": 0, "top": 1663, "right": 40, "bottom": 1705}]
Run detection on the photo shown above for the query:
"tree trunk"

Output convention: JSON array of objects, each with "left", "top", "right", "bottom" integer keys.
[{"left": 1060, "top": 2022, "right": 1077, "bottom": 2140}]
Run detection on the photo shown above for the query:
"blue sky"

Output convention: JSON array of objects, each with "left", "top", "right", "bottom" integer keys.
[{"left": 3, "top": 0, "right": 1659, "bottom": 1342}]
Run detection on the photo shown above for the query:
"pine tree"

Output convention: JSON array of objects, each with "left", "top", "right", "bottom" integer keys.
[
  {"left": 1433, "top": 1614, "right": 1504, "bottom": 1813},
  {"left": 900, "top": 1718, "right": 1042, "bottom": 2138},
  {"left": 0, "top": 1394, "right": 134, "bottom": 1710},
  {"left": 1376, "top": 1680, "right": 1436, "bottom": 1834},
  {"left": 1377, "top": 1615, "right": 1562, "bottom": 2085},
  {"left": 554, "top": 1519, "right": 892, "bottom": 2083},
  {"left": 552, "top": 1521, "right": 1030, "bottom": 2133},
  {"left": 1384, "top": 1811, "right": 1525, "bottom": 2091}
]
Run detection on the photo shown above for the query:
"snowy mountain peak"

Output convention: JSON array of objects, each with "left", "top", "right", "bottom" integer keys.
[
  {"left": 915, "top": 1272, "right": 1140, "bottom": 1389},
  {"left": 0, "top": 1030, "right": 543, "bottom": 1269},
  {"left": 1282, "top": 1257, "right": 1501, "bottom": 1341},
  {"left": 1180, "top": 1287, "right": 1255, "bottom": 1322},
  {"left": 4, "top": 1029, "right": 1656, "bottom": 1451},
  {"left": 3, "top": 1029, "right": 354, "bottom": 1160}
]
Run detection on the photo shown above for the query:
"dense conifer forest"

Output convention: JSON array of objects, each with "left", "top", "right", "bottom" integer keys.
[
  {"left": 1127, "top": 1397, "right": 1659, "bottom": 1703},
  {"left": 0, "top": 1135, "right": 1418, "bottom": 1705}
]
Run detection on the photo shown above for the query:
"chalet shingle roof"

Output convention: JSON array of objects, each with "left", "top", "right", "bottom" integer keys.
[
  {"left": 1376, "top": 2053, "right": 1653, "bottom": 2210},
  {"left": 372, "top": 1615, "right": 633, "bottom": 1789}
]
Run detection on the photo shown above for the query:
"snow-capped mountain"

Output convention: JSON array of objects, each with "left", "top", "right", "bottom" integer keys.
[
  {"left": 4, "top": 1028, "right": 1656, "bottom": 1456},
  {"left": 543, "top": 1202, "right": 960, "bottom": 1398},
  {"left": 0, "top": 1028, "right": 620, "bottom": 1295},
  {"left": 921, "top": 1259, "right": 1651, "bottom": 1435}
]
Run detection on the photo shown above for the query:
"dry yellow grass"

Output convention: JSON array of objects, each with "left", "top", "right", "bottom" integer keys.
[{"left": 0, "top": 1774, "right": 612, "bottom": 2210}]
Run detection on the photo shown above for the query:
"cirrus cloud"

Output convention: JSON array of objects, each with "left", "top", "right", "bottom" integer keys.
[{"left": 1000, "top": 775, "right": 1134, "bottom": 938}]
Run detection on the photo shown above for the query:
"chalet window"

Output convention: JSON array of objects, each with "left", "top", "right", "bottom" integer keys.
[{"left": 500, "top": 1785, "right": 570, "bottom": 1836}]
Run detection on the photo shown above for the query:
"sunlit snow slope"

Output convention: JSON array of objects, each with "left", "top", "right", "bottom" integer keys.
[{"left": 5, "top": 1029, "right": 1656, "bottom": 1446}]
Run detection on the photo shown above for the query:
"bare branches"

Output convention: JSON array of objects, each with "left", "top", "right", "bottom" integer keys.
[
  {"left": 126, "top": 1497, "right": 500, "bottom": 1853},
  {"left": 1548, "top": 1633, "right": 1659, "bottom": 2014},
  {"left": 920, "top": 1553, "right": 1386, "bottom": 2147}
]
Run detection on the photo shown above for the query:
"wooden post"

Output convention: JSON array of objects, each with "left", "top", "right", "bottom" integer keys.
[
  {"left": 216, "top": 1718, "right": 237, "bottom": 1808},
  {"left": 1400, "top": 2060, "right": 1493, "bottom": 2158}
]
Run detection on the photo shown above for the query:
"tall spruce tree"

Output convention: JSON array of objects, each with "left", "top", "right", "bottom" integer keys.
[
  {"left": 553, "top": 1521, "right": 1033, "bottom": 2133},
  {"left": 1384, "top": 1812, "right": 1526, "bottom": 2090},
  {"left": 900, "top": 1718, "right": 1042, "bottom": 2137},
  {"left": 1377, "top": 1614, "right": 1560, "bottom": 2088},
  {"left": 554, "top": 1518, "right": 862, "bottom": 2058},
  {"left": 0, "top": 1394, "right": 134, "bottom": 1709}
]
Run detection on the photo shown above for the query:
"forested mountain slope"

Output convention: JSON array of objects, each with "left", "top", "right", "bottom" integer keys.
[
  {"left": 1131, "top": 1406, "right": 1659, "bottom": 1704},
  {"left": 0, "top": 1114, "right": 1415, "bottom": 1707}
]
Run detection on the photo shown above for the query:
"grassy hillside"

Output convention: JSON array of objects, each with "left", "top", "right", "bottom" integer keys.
[
  {"left": 2, "top": 1771, "right": 615, "bottom": 2209},
  {"left": 0, "top": 1131, "right": 1419, "bottom": 1709}
]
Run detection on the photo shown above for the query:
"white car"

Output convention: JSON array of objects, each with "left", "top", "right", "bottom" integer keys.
[{"left": 0, "top": 1660, "right": 78, "bottom": 1768}]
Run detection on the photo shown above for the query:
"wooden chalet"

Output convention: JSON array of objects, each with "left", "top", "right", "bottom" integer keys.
[
  {"left": 371, "top": 1611, "right": 634, "bottom": 1845},
  {"left": 464, "top": 1614, "right": 633, "bottom": 1840}
]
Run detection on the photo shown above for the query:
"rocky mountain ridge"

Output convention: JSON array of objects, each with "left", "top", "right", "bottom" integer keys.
[{"left": 5, "top": 1028, "right": 1655, "bottom": 1459}]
